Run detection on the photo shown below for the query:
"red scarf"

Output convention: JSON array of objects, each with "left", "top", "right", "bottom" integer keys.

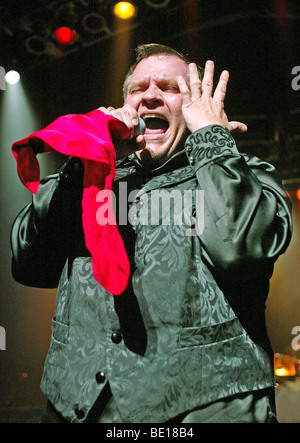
[{"left": 12, "top": 109, "right": 131, "bottom": 295}]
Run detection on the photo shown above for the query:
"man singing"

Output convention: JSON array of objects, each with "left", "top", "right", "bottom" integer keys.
[{"left": 11, "top": 44, "right": 292, "bottom": 423}]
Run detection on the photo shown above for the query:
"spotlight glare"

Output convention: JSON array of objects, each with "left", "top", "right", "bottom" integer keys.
[
  {"left": 5, "top": 70, "right": 20, "bottom": 85},
  {"left": 296, "top": 189, "right": 300, "bottom": 201},
  {"left": 113, "top": 2, "right": 136, "bottom": 20},
  {"left": 54, "top": 27, "right": 76, "bottom": 44}
]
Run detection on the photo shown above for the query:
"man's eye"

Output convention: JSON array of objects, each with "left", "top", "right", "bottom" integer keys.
[
  {"left": 162, "top": 85, "right": 179, "bottom": 93},
  {"left": 129, "top": 87, "right": 144, "bottom": 95}
]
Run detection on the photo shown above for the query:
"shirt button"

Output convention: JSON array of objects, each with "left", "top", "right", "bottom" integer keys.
[
  {"left": 189, "top": 156, "right": 195, "bottom": 165},
  {"left": 74, "top": 408, "right": 85, "bottom": 420},
  {"left": 95, "top": 371, "right": 106, "bottom": 384},
  {"left": 111, "top": 331, "right": 122, "bottom": 344}
]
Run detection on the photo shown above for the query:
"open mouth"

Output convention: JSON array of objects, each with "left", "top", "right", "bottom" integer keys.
[{"left": 142, "top": 114, "right": 169, "bottom": 137}]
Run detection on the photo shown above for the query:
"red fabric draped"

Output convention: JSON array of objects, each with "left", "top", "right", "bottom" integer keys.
[{"left": 11, "top": 109, "right": 131, "bottom": 295}]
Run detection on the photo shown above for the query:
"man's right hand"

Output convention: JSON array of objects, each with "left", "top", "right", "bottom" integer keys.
[{"left": 98, "top": 104, "right": 145, "bottom": 159}]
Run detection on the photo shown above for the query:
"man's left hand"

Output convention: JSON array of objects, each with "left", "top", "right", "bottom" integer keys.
[{"left": 178, "top": 61, "right": 248, "bottom": 134}]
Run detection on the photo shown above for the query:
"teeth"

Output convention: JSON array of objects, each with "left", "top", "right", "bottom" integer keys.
[{"left": 143, "top": 114, "right": 168, "bottom": 122}]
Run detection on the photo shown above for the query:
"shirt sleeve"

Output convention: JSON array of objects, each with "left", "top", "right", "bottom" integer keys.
[
  {"left": 10, "top": 157, "right": 86, "bottom": 288},
  {"left": 184, "top": 125, "right": 293, "bottom": 278}
]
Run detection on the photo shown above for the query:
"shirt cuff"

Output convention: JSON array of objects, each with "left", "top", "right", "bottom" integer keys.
[{"left": 184, "top": 125, "right": 239, "bottom": 169}]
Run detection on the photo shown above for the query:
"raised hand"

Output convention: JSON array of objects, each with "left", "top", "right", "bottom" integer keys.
[{"left": 178, "top": 61, "right": 248, "bottom": 134}]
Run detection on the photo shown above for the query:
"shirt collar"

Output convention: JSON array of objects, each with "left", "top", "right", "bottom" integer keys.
[{"left": 129, "top": 149, "right": 188, "bottom": 177}]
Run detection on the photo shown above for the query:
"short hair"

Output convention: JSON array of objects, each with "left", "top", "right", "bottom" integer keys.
[{"left": 122, "top": 43, "right": 203, "bottom": 100}]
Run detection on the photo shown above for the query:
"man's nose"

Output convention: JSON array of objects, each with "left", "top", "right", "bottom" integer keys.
[{"left": 141, "top": 85, "right": 163, "bottom": 105}]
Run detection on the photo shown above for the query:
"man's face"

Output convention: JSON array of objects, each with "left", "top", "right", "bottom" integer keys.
[{"left": 125, "top": 55, "right": 189, "bottom": 166}]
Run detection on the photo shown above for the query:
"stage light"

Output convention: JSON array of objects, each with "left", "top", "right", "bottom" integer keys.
[
  {"left": 54, "top": 26, "right": 76, "bottom": 45},
  {"left": 296, "top": 189, "right": 300, "bottom": 201},
  {"left": 144, "top": 0, "right": 171, "bottom": 8},
  {"left": 81, "top": 13, "right": 108, "bottom": 34},
  {"left": 5, "top": 70, "right": 20, "bottom": 85},
  {"left": 113, "top": 2, "right": 136, "bottom": 20},
  {"left": 25, "top": 35, "right": 48, "bottom": 56},
  {"left": 274, "top": 353, "right": 297, "bottom": 377}
]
